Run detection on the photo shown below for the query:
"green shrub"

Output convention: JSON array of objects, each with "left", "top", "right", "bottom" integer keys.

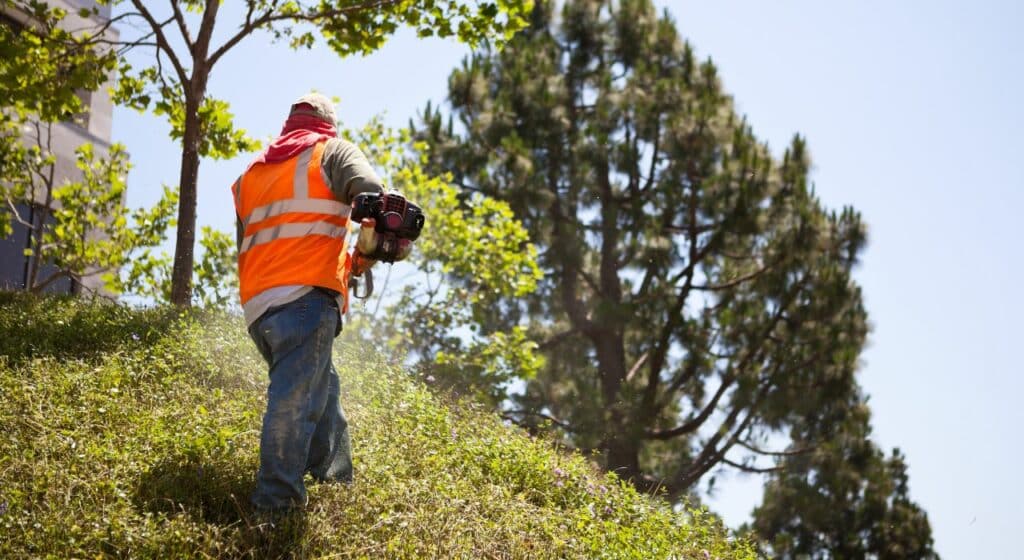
[{"left": 0, "top": 294, "right": 754, "bottom": 559}]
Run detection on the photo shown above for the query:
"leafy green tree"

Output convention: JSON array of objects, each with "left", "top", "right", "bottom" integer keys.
[
  {"left": 414, "top": 0, "right": 936, "bottom": 553},
  {"left": 1, "top": 2, "right": 185, "bottom": 297},
  {"left": 342, "top": 120, "right": 544, "bottom": 406},
  {"left": 116, "top": 225, "right": 239, "bottom": 309},
  {"left": 2, "top": 118, "right": 177, "bottom": 294},
  {"left": 99, "top": 0, "right": 535, "bottom": 306},
  {"left": 192, "top": 226, "right": 238, "bottom": 308}
]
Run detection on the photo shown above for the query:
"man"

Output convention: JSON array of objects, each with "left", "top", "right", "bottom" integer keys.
[{"left": 232, "top": 93, "right": 383, "bottom": 511}]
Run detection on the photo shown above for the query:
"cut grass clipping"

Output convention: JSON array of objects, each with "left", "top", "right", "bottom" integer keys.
[{"left": 0, "top": 293, "right": 755, "bottom": 559}]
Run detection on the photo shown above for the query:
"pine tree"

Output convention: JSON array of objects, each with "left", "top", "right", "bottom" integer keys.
[{"left": 415, "top": 0, "right": 936, "bottom": 555}]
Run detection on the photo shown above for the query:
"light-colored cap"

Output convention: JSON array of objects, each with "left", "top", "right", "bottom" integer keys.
[{"left": 289, "top": 93, "right": 337, "bottom": 124}]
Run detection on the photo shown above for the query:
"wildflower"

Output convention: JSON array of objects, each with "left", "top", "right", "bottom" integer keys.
[
  {"left": 553, "top": 467, "right": 566, "bottom": 478},
  {"left": 131, "top": 332, "right": 140, "bottom": 341},
  {"left": 0, "top": 502, "right": 7, "bottom": 516},
  {"left": 425, "top": 375, "right": 436, "bottom": 383}
]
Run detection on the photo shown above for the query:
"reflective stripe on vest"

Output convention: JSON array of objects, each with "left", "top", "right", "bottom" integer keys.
[
  {"left": 242, "top": 198, "right": 350, "bottom": 230},
  {"left": 293, "top": 146, "right": 313, "bottom": 199},
  {"left": 240, "top": 220, "right": 347, "bottom": 254}
]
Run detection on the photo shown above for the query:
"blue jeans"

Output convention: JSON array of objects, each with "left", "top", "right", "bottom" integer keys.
[{"left": 247, "top": 288, "right": 352, "bottom": 511}]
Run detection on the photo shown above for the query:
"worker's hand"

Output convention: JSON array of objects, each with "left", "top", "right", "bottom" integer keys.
[
  {"left": 350, "top": 250, "right": 377, "bottom": 278},
  {"left": 354, "top": 213, "right": 417, "bottom": 263}
]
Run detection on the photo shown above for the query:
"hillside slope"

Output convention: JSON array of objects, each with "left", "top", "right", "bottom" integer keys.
[{"left": 0, "top": 294, "right": 754, "bottom": 559}]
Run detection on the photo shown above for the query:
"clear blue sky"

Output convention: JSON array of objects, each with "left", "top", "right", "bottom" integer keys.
[{"left": 115, "top": 2, "right": 1024, "bottom": 557}]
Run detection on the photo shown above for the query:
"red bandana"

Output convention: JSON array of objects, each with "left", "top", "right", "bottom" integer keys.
[{"left": 248, "top": 114, "right": 336, "bottom": 169}]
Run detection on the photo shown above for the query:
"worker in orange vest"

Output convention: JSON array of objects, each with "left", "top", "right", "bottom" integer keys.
[{"left": 232, "top": 93, "right": 383, "bottom": 512}]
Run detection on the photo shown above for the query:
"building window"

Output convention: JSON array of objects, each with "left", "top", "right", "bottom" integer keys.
[
  {"left": 0, "top": 203, "right": 32, "bottom": 291},
  {"left": 0, "top": 203, "right": 76, "bottom": 294}
]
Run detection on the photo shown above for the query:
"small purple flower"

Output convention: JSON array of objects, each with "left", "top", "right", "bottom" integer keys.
[
  {"left": 450, "top": 428, "right": 457, "bottom": 441},
  {"left": 554, "top": 479, "right": 565, "bottom": 488},
  {"left": 553, "top": 467, "right": 566, "bottom": 478},
  {"left": 702, "top": 550, "right": 711, "bottom": 560},
  {"left": 603, "top": 505, "right": 613, "bottom": 516},
  {"left": 0, "top": 501, "right": 7, "bottom": 516},
  {"left": 131, "top": 332, "right": 140, "bottom": 341}
]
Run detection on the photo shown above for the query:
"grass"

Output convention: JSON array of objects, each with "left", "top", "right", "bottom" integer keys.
[{"left": 0, "top": 292, "right": 755, "bottom": 559}]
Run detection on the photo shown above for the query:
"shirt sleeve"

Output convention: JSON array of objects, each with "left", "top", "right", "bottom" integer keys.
[{"left": 320, "top": 138, "right": 385, "bottom": 204}]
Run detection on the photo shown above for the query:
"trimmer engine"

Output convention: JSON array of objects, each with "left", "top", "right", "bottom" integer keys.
[{"left": 350, "top": 192, "right": 425, "bottom": 263}]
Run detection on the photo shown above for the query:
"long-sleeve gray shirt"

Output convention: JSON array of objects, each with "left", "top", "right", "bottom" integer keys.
[
  {"left": 237, "top": 138, "right": 384, "bottom": 325},
  {"left": 319, "top": 137, "right": 386, "bottom": 204}
]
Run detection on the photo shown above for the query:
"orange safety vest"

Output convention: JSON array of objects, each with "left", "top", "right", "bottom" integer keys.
[{"left": 232, "top": 141, "right": 352, "bottom": 310}]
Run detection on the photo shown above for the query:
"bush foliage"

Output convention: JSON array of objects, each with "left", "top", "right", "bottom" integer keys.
[{"left": 0, "top": 293, "right": 753, "bottom": 559}]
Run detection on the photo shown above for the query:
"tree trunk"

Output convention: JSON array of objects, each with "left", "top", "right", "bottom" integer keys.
[
  {"left": 595, "top": 331, "right": 642, "bottom": 482},
  {"left": 168, "top": 0, "right": 219, "bottom": 307},
  {"left": 169, "top": 93, "right": 202, "bottom": 307}
]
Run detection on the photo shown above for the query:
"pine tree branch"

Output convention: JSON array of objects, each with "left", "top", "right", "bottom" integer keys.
[
  {"left": 691, "top": 261, "right": 773, "bottom": 291},
  {"left": 721, "top": 457, "right": 784, "bottom": 474},
  {"left": 664, "top": 222, "right": 719, "bottom": 235},
  {"left": 738, "top": 440, "right": 815, "bottom": 457},
  {"left": 643, "top": 374, "right": 734, "bottom": 441},
  {"left": 670, "top": 384, "right": 766, "bottom": 494}
]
